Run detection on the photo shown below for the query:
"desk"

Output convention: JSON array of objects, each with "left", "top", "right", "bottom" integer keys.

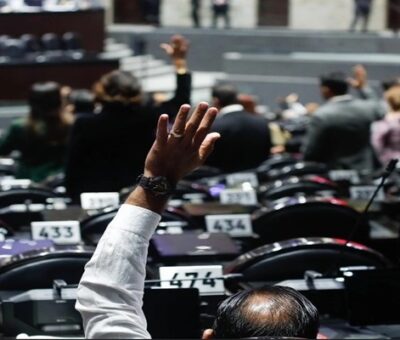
[
  {"left": 0, "top": 56, "right": 119, "bottom": 100},
  {"left": 0, "top": 8, "right": 105, "bottom": 52}
]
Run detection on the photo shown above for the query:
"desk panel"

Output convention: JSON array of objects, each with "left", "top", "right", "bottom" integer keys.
[
  {"left": 0, "top": 9, "right": 105, "bottom": 52},
  {"left": 0, "top": 58, "right": 119, "bottom": 100}
]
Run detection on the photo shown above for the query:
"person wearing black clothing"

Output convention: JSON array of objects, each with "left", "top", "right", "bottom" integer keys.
[
  {"left": 65, "top": 35, "right": 191, "bottom": 200},
  {"left": 212, "top": 0, "right": 230, "bottom": 29},
  {"left": 350, "top": 0, "right": 373, "bottom": 32},
  {"left": 191, "top": 0, "right": 201, "bottom": 28},
  {"left": 205, "top": 84, "right": 272, "bottom": 173}
]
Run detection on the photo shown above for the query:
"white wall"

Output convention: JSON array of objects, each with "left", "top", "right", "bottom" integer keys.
[
  {"left": 289, "top": 0, "right": 387, "bottom": 31},
  {"left": 161, "top": 0, "right": 258, "bottom": 28}
]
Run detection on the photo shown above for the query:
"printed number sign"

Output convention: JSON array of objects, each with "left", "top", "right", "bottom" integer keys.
[
  {"left": 205, "top": 214, "right": 253, "bottom": 237},
  {"left": 31, "top": 221, "right": 81, "bottom": 245},
  {"left": 159, "top": 265, "right": 224, "bottom": 295},
  {"left": 80, "top": 192, "right": 120, "bottom": 210},
  {"left": 226, "top": 173, "right": 259, "bottom": 188},
  {"left": 0, "top": 179, "right": 31, "bottom": 189},
  {"left": 329, "top": 170, "right": 360, "bottom": 184},
  {"left": 220, "top": 189, "right": 258, "bottom": 205},
  {"left": 350, "top": 186, "right": 385, "bottom": 202}
]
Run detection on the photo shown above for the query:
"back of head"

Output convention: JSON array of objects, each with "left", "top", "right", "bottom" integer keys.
[
  {"left": 29, "top": 81, "right": 62, "bottom": 120},
  {"left": 212, "top": 83, "right": 238, "bottom": 108},
  {"left": 320, "top": 72, "right": 349, "bottom": 98},
  {"left": 213, "top": 286, "right": 319, "bottom": 339},
  {"left": 93, "top": 70, "right": 142, "bottom": 106},
  {"left": 68, "top": 89, "right": 95, "bottom": 113},
  {"left": 385, "top": 86, "right": 400, "bottom": 112}
]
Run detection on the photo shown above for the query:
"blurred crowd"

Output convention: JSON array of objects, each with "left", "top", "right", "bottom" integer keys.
[{"left": 1, "top": 34, "right": 400, "bottom": 202}]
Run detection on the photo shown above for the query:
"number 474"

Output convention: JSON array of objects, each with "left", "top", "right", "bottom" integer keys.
[{"left": 169, "top": 271, "right": 216, "bottom": 288}]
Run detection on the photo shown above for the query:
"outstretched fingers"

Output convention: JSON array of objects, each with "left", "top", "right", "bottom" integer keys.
[
  {"left": 155, "top": 114, "right": 169, "bottom": 146},
  {"left": 192, "top": 107, "right": 218, "bottom": 149},
  {"left": 183, "top": 102, "right": 209, "bottom": 143},
  {"left": 199, "top": 132, "right": 221, "bottom": 162}
]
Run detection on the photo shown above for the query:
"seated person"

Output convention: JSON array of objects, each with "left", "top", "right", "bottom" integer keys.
[
  {"left": 76, "top": 102, "right": 320, "bottom": 339},
  {"left": 205, "top": 84, "right": 272, "bottom": 173},
  {"left": 371, "top": 86, "right": 400, "bottom": 166},
  {"left": 0, "top": 81, "right": 73, "bottom": 182},
  {"left": 65, "top": 35, "right": 191, "bottom": 200}
]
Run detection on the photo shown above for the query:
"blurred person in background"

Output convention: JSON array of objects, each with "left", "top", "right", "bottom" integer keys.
[
  {"left": 0, "top": 82, "right": 73, "bottom": 182},
  {"left": 303, "top": 70, "right": 383, "bottom": 171},
  {"left": 191, "top": 0, "right": 201, "bottom": 28},
  {"left": 350, "top": 0, "right": 373, "bottom": 32},
  {"left": 65, "top": 35, "right": 191, "bottom": 200},
  {"left": 205, "top": 83, "right": 272, "bottom": 172},
  {"left": 212, "top": 0, "right": 230, "bottom": 29},
  {"left": 371, "top": 86, "right": 400, "bottom": 166}
]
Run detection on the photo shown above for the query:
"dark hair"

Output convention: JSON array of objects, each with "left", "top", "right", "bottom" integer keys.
[
  {"left": 382, "top": 78, "right": 400, "bottom": 91},
  {"left": 320, "top": 72, "right": 349, "bottom": 96},
  {"left": 212, "top": 83, "right": 238, "bottom": 107},
  {"left": 94, "top": 70, "right": 142, "bottom": 105},
  {"left": 29, "top": 81, "right": 62, "bottom": 118},
  {"left": 213, "top": 286, "right": 319, "bottom": 339},
  {"left": 68, "top": 89, "right": 95, "bottom": 113},
  {"left": 27, "top": 81, "right": 70, "bottom": 143}
]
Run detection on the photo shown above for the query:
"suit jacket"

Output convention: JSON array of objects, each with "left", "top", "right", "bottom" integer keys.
[
  {"left": 206, "top": 109, "right": 272, "bottom": 173},
  {"left": 303, "top": 95, "right": 383, "bottom": 171},
  {"left": 65, "top": 73, "right": 191, "bottom": 200}
]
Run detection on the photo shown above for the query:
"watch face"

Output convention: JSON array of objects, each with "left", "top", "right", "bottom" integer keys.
[{"left": 153, "top": 181, "right": 168, "bottom": 193}]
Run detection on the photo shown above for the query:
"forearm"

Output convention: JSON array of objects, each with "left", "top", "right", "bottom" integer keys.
[{"left": 76, "top": 202, "right": 162, "bottom": 339}]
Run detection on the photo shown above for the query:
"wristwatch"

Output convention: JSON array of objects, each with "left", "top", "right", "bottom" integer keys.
[{"left": 137, "top": 174, "right": 174, "bottom": 196}]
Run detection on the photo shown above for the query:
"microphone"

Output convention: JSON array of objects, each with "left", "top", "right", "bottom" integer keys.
[{"left": 325, "top": 159, "right": 398, "bottom": 277}]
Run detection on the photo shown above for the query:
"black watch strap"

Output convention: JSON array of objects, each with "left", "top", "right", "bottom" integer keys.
[{"left": 137, "top": 174, "right": 174, "bottom": 196}]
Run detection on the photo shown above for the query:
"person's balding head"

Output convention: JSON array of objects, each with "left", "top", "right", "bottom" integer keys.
[
  {"left": 212, "top": 83, "right": 239, "bottom": 109},
  {"left": 202, "top": 286, "right": 319, "bottom": 339}
]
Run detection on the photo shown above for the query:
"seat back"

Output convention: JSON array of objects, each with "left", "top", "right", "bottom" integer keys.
[
  {"left": 0, "top": 248, "right": 94, "bottom": 290},
  {"left": 225, "top": 237, "right": 390, "bottom": 283},
  {"left": 253, "top": 198, "right": 369, "bottom": 243}
]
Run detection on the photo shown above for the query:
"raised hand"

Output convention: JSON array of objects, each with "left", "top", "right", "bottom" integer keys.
[
  {"left": 160, "top": 34, "right": 189, "bottom": 61},
  {"left": 348, "top": 64, "right": 368, "bottom": 89},
  {"left": 144, "top": 102, "right": 220, "bottom": 185}
]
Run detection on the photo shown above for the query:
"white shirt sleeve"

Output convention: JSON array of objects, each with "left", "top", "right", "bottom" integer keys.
[{"left": 75, "top": 204, "right": 161, "bottom": 339}]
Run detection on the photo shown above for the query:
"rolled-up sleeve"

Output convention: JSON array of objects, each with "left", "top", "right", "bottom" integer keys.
[{"left": 76, "top": 204, "right": 161, "bottom": 339}]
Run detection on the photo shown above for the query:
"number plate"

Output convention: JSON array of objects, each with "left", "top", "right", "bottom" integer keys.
[
  {"left": 220, "top": 189, "right": 258, "bottom": 205},
  {"left": 0, "top": 178, "right": 31, "bottom": 190},
  {"left": 329, "top": 170, "right": 360, "bottom": 184},
  {"left": 31, "top": 221, "right": 81, "bottom": 245},
  {"left": 205, "top": 214, "right": 253, "bottom": 237},
  {"left": 226, "top": 172, "right": 259, "bottom": 187},
  {"left": 80, "top": 192, "right": 120, "bottom": 210},
  {"left": 159, "top": 265, "right": 224, "bottom": 295},
  {"left": 350, "top": 186, "right": 385, "bottom": 201}
]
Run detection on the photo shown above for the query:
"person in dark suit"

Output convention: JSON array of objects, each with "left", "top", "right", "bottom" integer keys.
[
  {"left": 212, "top": 0, "right": 230, "bottom": 29},
  {"left": 191, "top": 0, "right": 201, "bottom": 28},
  {"left": 65, "top": 35, "right": 191, "bottom": 201},
  {"left": 350, "top": 0, "right": 373, "bottom": 32},
  {"left": 303, "top": 70, "right": 383, "bottom": 171},
  {"left": 205, "top": 84, "right": 272, "bottom": 173}
]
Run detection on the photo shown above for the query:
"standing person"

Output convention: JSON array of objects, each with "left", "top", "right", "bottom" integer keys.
[
  {"left": 303, "top": 70, "right": 383, "bottom": 171},
  {"left": 371, "top": 86, "right": 400, "bottom": 166},
  {"left": 191, "top": 0, "right": 201, "bottom": 28},
  {"left": 0, "top": 82, "right": 73, "bottom": 182},
  {"left": 212, "top": 0, "right": 230, "bottom": 29},
  {"left": 141, "top": 0, "right": 161, "bottom": 26},
  {"left": 65, "top": 35, "right": 192, "bottom": 200},
  {"left": 205, "top": 83, "right": 272, "bottom": 172},
  {"left": 350, "top": 0, "right": 373, "bottom": 32}
]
